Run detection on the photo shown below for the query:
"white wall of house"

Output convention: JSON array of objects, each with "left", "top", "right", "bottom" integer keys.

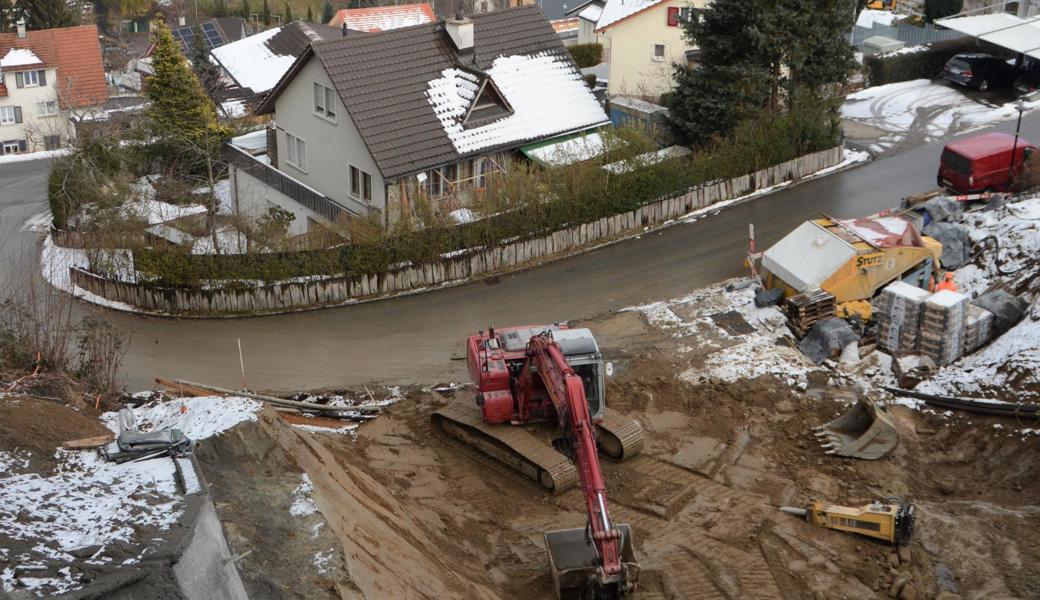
[
  {"left": 0, "top": 66, "right": 74, "bottom": 154},
  {"left": 231, "top": 165, "right": 325, "bottom": 237},
  {"left": 272, "top": 57, "right": 386, "bottom": 216},
  {"left": 600, "top": 0, "right": 706, "bottom": 99}
]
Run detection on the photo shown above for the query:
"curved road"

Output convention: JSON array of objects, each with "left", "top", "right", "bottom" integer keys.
[{"left": 2, "top": 115, "right": 1038, "bottom": 391}]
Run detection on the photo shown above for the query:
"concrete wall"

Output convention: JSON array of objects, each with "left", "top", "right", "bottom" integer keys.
[
  {"left": 272, "top": 57, "right": 386, "bottom": 213},
  {"left": 602, "top": 0, "right": 706, "bottom": 99},
  {"left": 231, "top": 164, "right": 325, "bottom": 236},
  {"left": 172, "top": 500, "right": 249, "bottom": 600},
  {"left": 70, "top": 146, "right": 842, "bottom": 315},
  {"left": 0, "top": 66, "right": 74, "bottom": 153}
]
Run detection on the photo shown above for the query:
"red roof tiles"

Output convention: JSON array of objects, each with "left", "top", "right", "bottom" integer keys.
[
  {"left": 0, "top": 25, "right": 108, "bottom": 109},
  {"left": 328, "top": 3, "right": 436, "bottom": 32}
]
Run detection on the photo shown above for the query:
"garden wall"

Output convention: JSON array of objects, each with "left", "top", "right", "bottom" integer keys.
[{"left": 69, "top": 146, "right": 842, "bottom": 316}]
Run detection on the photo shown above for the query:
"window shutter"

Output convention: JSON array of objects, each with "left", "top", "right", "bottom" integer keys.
[
  {"left": 18, "top": 140, "right": 27, "bottom": 152},
  {"left": 667, "top": 7, "right": 679, "bottom": 26},
  {"left": 38, "top": 70, "right": 46, "bottom": 86},
  {"left": 15, "top": 72, "right": 23, "bottom": 88},
  {"left": 14, "top": 106, "right": 22, "bottom": 123}
]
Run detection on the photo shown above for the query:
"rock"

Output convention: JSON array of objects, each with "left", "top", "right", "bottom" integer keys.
[
  {"left": 897, "top": 545, "right": 912, "bottom": 566},
  {"left": 69, "top": 545, "right": 102, "bottom": 559},
  {"left": 889, "top": 572, "right": 912, "bottom": 597},
  {"left": 887, "top": 553, "right": 901, "bottom": 568},
  {"left": 900, "top": 584, "right": 919, "bottom": 600}
]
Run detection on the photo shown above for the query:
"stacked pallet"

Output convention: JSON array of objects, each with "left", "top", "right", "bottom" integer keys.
[
  {"left": 964, "top": 304, "right": 995, "bottom": 353},
  {"left": 919, "top": 290, "right": 969, "bottom": 365},
  {"left": 875, "top": 281, "right": 930, "bottom": 354},
  {"left": 786, "top": 289, "right": 836, "bottom": 337}
]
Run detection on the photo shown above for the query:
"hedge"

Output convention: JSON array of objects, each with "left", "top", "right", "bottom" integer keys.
[
  {"left": 131, "top": 104, "right": 842, "bottom": 288},
  {"left": 568, "top": 43, "right": 603, "bottom": 69},
  {"left": 864, "top": 37, "right": 1015, "bottom": 86}
]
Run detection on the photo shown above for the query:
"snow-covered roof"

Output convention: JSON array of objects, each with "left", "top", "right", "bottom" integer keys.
[
  {"left": 578, "top": 3, "right": 603, "bottom": 22},
  {"left": 0, "top": 48, "right": 42, "bottom": 68},
  {"left": 856, "top": 9, "right": 898, "bottom": 28},
  {"left": 595, "top": 0, "right": 665, "bottom": 31},
  {"left": 330, "top": 3, "right": 435, "bottom": 32},
  {"left": 762, "top": 221, "right": 857, "bottom": 293},
  {"left": 211, "top": 27, "right": 296, "bottom": 94},
  {"left": 937, "top": 13, "right": 1040, "bottom": 60},
  {"left": 427, "top": 52, "right": 608, "bottom": 156}
]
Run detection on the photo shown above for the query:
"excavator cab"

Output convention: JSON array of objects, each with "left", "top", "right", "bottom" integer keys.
[{"left": 552, "top": 328, "right": 607, "bottom": 421}]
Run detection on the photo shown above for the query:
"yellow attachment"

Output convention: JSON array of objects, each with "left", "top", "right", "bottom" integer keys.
[{"left": 806, "top": 500, "right": 901, "bottom": 544}]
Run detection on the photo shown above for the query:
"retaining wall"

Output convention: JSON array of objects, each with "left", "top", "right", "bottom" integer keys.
[{"left": 70, "top": 146, "right": 843, "bottom": 316}]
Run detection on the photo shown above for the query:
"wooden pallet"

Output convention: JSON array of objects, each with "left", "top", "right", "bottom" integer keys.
[{"left": 785, "top": 289, "right": 836, "bottom": 334}]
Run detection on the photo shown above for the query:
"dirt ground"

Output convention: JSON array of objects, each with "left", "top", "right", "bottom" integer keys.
[{"left": 221, "top": 309, "right": 1040, "bottom": 600}]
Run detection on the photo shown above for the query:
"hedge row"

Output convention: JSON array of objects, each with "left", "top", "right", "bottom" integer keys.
[
  {"left": 864, "top": 37, "right": 1015, "bottom": 86},
  {"left": 131, "top": 104, "right": 842, "bottom": 288},
  {"left": 568, "top": 43, "right": 603, "bottom": 69}
]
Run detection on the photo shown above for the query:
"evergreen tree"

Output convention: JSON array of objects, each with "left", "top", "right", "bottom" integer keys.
[
  {"left": 146, "top": 19, "right": 220, "bottom": 145},
  {"left": 189, "top": 24, "right": 223, "bottom": 100},
  {"left": 16, "top": 0, "right": 77, "bottom": 30},
  {"left": 306, "top": 4, "right": 314, "bottom": 22},
  {"left": 211, "top": 0, "right": 229, "bottom": 17},
  {"left": 321, "top": 0, "right": 333, "bottom": 23},
  {"left": 924, "top": 0, "right": 963, "bottom": 22},
  {"left": 239, "top": 0, "right": 251, "bottom": 19},
  {"left": 261, "top": 0, "right": 271, "bottom": 25},
  {"left": 0, "top": 0, "right": 15, "bottom": 33},
  {"left": 283, "top": 3, "right": 293, "bottom": 22}
]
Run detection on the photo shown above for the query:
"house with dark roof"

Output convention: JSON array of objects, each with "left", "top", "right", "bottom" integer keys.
[
  {"left": 327, "top": 3, "right": 436, "bottom": 31},
  {"left": 230, "top": 6, "right": 608, "bottom": 231},
  {"left": 0, "top": 22, "right": 107, "bottom": 155}
]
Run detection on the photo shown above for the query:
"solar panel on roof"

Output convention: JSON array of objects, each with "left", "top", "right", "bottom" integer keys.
[{"left": 201, "top": 22, "right": 225, "bottom": 48}]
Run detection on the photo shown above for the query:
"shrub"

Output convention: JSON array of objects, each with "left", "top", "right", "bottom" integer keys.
[
  {"left": 568, "top": 43, "right": 603, "bottom": 69},
  {"left": 863, "top": 37, "right": 1012, "bottom": 86}
]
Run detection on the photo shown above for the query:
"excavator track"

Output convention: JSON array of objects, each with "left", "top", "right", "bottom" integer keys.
[
  {"left": 596, "top": 407, "right": 645, "bottom": 461},
  {"left": 432, "top": 402, "right": 579, "bottom": 494}
]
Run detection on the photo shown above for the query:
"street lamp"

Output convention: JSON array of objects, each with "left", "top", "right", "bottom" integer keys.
[{"left": 1008, "top": 100, "right": 1027, "bottom": 188}]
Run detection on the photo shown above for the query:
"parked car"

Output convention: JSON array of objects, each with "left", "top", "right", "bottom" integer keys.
[
  {"left": 1013, "top": 68, "right": 1040, "bottom": 98},
  {"left": 941, "top": 54, "right": 1020, "bottom": 91},
  {"left": 937, "top": 132, "right": 1038, "bottom": 194}
]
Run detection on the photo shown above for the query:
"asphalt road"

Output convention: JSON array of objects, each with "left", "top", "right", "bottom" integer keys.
[{"left": 2, "top": 114, "right": 1038, "bottom": 392}]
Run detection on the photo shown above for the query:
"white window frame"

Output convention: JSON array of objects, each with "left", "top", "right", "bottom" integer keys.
[
  {"left": 652, "top": 43, "right": 666, "bottom": 61},
  {"left": 313, "top": 82, "right": 337, "bottom": 122},
  {"left": 0, "top": 106, "right": 15, "bottom": 125},
  {"left": 284, "top": 131, "right": 307, "bottom": 173},
  {"left": 36, "top": 100, "right": 58, "bottom": 116},
  {"left": 23, "top": 69, "right": 40, "bottom": 87},
  {"left": 2, "top": 140, "right": 21, "bottom": 154}
]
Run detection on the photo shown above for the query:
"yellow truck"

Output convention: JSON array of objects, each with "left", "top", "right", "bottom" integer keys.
[{"left": 759, "top": 215, "right": 942, "bottom": 319}]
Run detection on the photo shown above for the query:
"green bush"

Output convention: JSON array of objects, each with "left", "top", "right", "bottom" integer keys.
[
  {"left": 863, "top": 37, "right": 1012, "bottom": 86},
  {"left": 132, "top": 107, "right": 840, "bottom": 288},
  {"left": 568, "top": 43, "right": 603, "bottom": 69}
]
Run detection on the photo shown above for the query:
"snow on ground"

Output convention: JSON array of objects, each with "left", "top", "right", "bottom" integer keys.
[
  {"left": 0, "top": 148, "right": 71, "bottom": 165},
  {"left": 125, "top": 177, "right": 207, "bottom": 225},
  {"left": 842, "top": 79, "right": 1040, "bottom": 154},
  {"left": 856, "top": 9, "right": 898, "bottom": 28},
  {"left": 626, "top": 279, "right": 820, "bottom": 388},
  {"left": 40, "top": 234, "right": 139, "bottom": 312},
  {"left": 193, "top": 179, "right": 233, "bottom": 215},
  {"left": 955, "top": 194, "right": 1040, "bottom": 297},
  {"left": 290, "top": 474, "right": 318, "bottom": 517},
  {"left": 20, "top": 210, "right": 52, "bottom": 233},
  {"left": 449, "top": 208, "right": 477, "bottom": 224},
  {"left": 292, "top": 422, "right": 359, "bottom": 436},
  {"left": 0, "top": 451, "right": 181, "bottom": 595},
  {"left": 100, "top": 396, "right": 262, "bottom": 440}
]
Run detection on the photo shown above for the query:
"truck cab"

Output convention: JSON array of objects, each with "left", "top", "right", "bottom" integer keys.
[{"left": 938, "top": 132, "right": 1037, "bottom": 194}]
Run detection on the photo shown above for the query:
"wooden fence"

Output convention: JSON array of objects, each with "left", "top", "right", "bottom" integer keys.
[{"left": 70, "top": 146, "right": 843, "bottom": 315}]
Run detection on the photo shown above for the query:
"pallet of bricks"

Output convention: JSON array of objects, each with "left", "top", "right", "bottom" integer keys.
[
  {"left": 919, "top": 290, "right": 969, "bottom": 365},
  {"left": 963, "top": 303, "right": 995, "bottom": 353},
  {"left": 786, "top": 289, "right": 836, "bottom": 337},
  {"left": 875, "top": 281, "right": 930, "bottom": 355}
]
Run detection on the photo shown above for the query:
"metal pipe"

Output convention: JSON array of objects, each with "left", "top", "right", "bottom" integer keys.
[
  {"left": 597, "top": 492, "right": 610, "bottom": 529},
  {"left": 779, "top": 506, "right": 808, "bottom": 517}
]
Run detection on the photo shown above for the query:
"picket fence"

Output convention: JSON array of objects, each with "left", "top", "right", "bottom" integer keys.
[{"left": 70, "top": 146, "right": 843, "bottom": 315}]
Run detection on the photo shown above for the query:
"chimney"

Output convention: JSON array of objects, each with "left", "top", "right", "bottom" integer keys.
[
  {"left": 445, "top": 12, "right": 474, "bottom": 52},
  {"left": 178, "top": 15, "right": 186, "bottom": 27},
  {"left": 16, "top": 19, "right": 26, "bottom": 39},
  {"left": 342, "top": 22, "right": 348, "bottom": 37}
]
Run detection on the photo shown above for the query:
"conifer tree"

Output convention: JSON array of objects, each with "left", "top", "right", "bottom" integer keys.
[
  {"left": 146, "top": 20, "right": 220, "bottom": 145},
  {"left": 261, "top": 0, "right": 271, "bottom": 25},
  {"left": 283, "top": 3, "right": 293, "bottom": 22},
  {"left": 0, "top": 0, "right": 14, "bottom": 33},
  {"left": 306, "top": 4, "right": 314, "bottom": 22},
  {"left": 321, "top": 0, "right": 334, "bottom": 23},
  {"left": 239, "top": 0, "right": 251, "bottom": 19},
  {"left": 16, "top": 0, "right": 76, "bottom": 30},
  {"left": 189, "top": 24, "right": 223, "bottom": 100}
]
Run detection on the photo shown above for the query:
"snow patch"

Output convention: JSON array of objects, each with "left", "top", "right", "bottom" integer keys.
[
  {"left": 100, "top": 396, "right": 261, "bottom": 441},
  {"left": 290, "top": 474, "right": 318, "bottom": 517}
]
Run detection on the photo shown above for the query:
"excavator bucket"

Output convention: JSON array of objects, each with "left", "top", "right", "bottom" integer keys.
[
  {"left": 545, "top": 525, "right": 639, "bottom": 599},
  {"left": 813, "top": 399, "right": 899, "bottom": 460}
]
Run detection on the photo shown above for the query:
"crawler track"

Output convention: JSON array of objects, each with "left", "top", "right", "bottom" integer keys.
[
  {"left": 597, "top": 407, "right": 645, "bottom": 460},
  {"left": 431, "top": 402, "right": 578, "bottom": 493}
]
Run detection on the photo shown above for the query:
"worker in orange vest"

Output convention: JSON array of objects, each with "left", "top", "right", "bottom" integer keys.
[{"left": 935, "top": 272, "right": 958, "bottom": 293}]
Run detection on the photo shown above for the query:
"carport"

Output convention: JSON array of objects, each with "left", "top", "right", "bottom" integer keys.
[{"left": 936, "top": 14, "right": 1040, "bottom": 62}]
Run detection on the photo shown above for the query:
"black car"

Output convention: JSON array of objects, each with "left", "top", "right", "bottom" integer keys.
[
  {"left": 941, "top": 53, "right": 1020, "bottom": 91},
  {"left": 1014, "top": 68, "right": 1040, "bottom": 98}
]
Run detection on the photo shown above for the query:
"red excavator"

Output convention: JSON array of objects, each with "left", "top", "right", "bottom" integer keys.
[{"left": 433, "top": 325, "right": 641, "bottom": 599}]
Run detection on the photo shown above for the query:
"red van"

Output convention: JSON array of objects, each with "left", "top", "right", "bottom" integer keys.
[{"left": 937, "top": 132, "right": 1037, "bottom": 194}]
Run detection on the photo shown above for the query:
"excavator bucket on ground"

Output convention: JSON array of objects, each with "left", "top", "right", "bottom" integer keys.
[
  {"left": 545, "top": 524, "right": 639, "bottom": 600},
  {"left": 813, "top": 399, "right": 898, "bottom": 460}
]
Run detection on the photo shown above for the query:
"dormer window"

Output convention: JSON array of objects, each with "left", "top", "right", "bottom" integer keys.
[{"left": 463, "top": 77, "right": 512, "bottom": 125}]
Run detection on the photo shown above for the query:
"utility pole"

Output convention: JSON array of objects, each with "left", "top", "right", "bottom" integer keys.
[{"left": 1008, "top": 101, "right": 1026, "bottom": 187}]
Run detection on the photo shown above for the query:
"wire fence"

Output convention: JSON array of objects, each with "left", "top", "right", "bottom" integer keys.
[{"left": 852, "top": 22, "right": 966, "bottom": 49}]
